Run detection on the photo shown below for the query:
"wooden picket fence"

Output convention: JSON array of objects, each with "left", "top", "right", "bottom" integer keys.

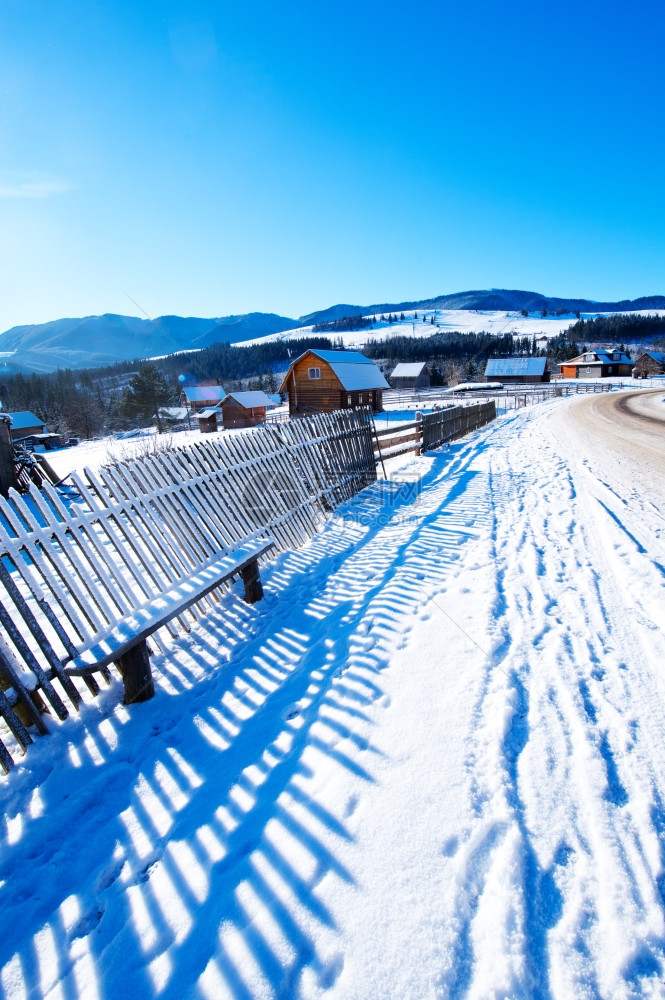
[
  {"left": 0, "top": 408, "right": 376, "bottom": 772},
  {"left": 374, "top": 401, "right": 496, "bottom": 460}
]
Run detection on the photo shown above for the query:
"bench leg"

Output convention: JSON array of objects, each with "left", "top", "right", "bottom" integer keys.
[
  {"left": 241, "top": 559, "right": 263, "bottom": 603},
  {"left": 116, "top": 641, "right": 155, "bottom": 704}
]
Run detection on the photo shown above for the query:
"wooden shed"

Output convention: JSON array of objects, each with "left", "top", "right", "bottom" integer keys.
[
  {"left": 632, "top": 351, "right": 665, "bottom": 378},
  {"left": 279, "top": 349, "right": 388, "bottom": 415},
  {"left": 391, "top": 362, "right": 430, "bottom": 389},
  {"left": 221, "top": 391, "right": 273, "bottom": 429},
  {"left": 485, "top": 358, "right": 550, "bottom": 384},
  {"left": 559, "top": 349, "right": 632, "bottom": 379},
  {"left": 196, "top": 408, "right": 222, "bottom": 433}
]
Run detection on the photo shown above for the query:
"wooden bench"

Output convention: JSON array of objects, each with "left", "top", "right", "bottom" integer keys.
[{"left": 63, "top": 537, "right": 275, "bottom": 703}]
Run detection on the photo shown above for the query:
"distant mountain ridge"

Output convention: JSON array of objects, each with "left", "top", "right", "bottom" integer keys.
[
  {"left": 1, "top": 289, "right": 663, "bottom": 374},
  {"left": 300, "top": 289, "right": 665, "bottom": 325},
  {"left": 0, "top": 312, "right": 300, "bottom": 375}
]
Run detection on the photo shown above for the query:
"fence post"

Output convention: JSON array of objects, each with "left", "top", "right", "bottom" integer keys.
[
  {"left": 415, "top": 410, "right": 422, "bottom": 455},
  {"left": 0, "top": 418, "right": 17, "bottom": 499}
]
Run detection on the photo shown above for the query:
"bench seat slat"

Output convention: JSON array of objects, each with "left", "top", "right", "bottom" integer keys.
[{"left": 64, "top": 538, "right": 274, "bottom": 675}]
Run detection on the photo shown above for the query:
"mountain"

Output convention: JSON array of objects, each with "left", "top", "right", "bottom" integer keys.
[
  {"left": 300, "top": 289, "right": 665, "bottom": 326},
  {"left": 0, "top": 312, "right": 300, "bottom": 374},
  {"left": 2, "top": 289, "right": 664, "bottom": 375}
]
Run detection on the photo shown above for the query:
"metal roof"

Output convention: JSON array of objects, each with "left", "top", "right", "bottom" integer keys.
[
  {"left": 485, "top": 358, "right": 547, "bottom": 377},
  {"left": 391, "top": 363, "right": 428, "bottom": 377},
  {"left": 327, "top": 362, "right": 389, "bottom": 391},
  {"left": 641, "top": 351, "right": 665, "bottom": 363},
  {"left": 182, "top": 386, "right": 226, "bottom": 402},
  {"left": 224, "top": 391, "right": 273, "bottom": 409},
  {"left": 8, "top": 410, "right": 45, "bottom": 429},
  {"left": 308, "top": 349, "right": 374, "bottom": 365},
  {"left": 196, "top": 408, "right": 222, "bottom": 420}
]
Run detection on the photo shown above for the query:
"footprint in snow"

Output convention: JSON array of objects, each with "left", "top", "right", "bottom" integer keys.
[{"left": 70, "top": 906, "right": 105, "bottom": 940}]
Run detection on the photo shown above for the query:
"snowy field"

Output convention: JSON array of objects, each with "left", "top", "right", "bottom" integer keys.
[
  {"left": 2, "top": 391, "right": 665, "bottom": 999},
  {"left": 234, "top": 309, "right": 665, "bottom": 350}
]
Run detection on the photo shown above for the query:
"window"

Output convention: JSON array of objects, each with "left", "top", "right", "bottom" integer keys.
[
  {"left": 347, "top": 395, "right": 352, "bottom": 405},
  {"left": 359, "top": 393, "right": 364, "bottom": 404},
  {"left": 608, "top": 366, "right": 613, "bottom": 373},
  {"left": 308, "top": 367, "right": 321, "bottom": 379}
]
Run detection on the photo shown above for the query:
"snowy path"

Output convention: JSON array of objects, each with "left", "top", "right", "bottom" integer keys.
[{"left": 1, "top": 393, "right": 665, "bottom": 999}]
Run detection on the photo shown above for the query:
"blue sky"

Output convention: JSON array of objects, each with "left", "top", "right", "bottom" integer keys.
[{"left": 1, "top": 0, "right": 664, "bottom": 329}]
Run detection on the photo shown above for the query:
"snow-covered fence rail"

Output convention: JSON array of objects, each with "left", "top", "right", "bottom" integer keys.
[{"left": 0, "top": 408, "right": 376, "bottom": 772}]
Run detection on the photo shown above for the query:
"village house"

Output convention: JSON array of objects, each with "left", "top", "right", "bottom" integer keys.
[
  {"left": 485, "top": 358, "right": 550, "bottom": 384},
  {"left": 559, "top": 349, "right": 632, "bottom": 379},
  {"left": 632, "top": 351, "right": 665, "bottom": 378},
  {"left": 390, "top": 362, "right": 430, "bottom": 390},
  {"left": 221, "top": 391, "right": 274, "bottom": 429},
  {"left": 279, "top": 349, "right": 388, "bottom": 415}
]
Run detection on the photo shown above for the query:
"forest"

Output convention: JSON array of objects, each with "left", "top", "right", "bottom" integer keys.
[{"left": 565, "top": 312, "right": 665, "bottom": 343}]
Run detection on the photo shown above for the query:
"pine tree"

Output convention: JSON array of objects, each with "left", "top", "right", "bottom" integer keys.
[{"left": 126, "top": 363, "right": 173, "bottom": 432}]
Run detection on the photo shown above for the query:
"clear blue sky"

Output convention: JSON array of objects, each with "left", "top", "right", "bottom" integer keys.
[{"left": 1, "top": 0, "right": 664, "bottom": 329}]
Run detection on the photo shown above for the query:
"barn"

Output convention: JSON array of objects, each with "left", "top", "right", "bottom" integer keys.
[
  {"left": 559, "top": 349, "right": 632, "bottom": 379},
  {"left": 391, "top": 362, "right": 430, "bottom": 389},
  {"left": 279, "top": 349, "right": 388, "bottom": 415},
  {"left": 632, "top": 351, "right": 665, "bottom": 378},
  {"left": 221, "top": 391, "right": 274, "bottom": 429},
  {"left": 485, "top": 358, "right": 550, "bottom": 384}
]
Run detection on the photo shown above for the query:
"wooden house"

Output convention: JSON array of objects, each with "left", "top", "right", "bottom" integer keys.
[
  {"left": 279, "top": 349, "right": 388, "bottom": 415},
  {"left": 485, "top": 358, "right": 550, "bottom": 384},
  {"left": 559, "top": 349, "right": 632, "bottom": 379},
  {"left": 221, "top": 391, "right": 273, "bottom": 429},
  {"left": 632, "top": 351, "right": 665, "bottom": 378},
  {"left": 8, "top": 411, "right": 47, "bottom": 441},
  {"left": 180, "top": 385, "right": 226, "bottom": 413},
  {"left": 391, "top": 362, "right": 430, "bottom": 389}
]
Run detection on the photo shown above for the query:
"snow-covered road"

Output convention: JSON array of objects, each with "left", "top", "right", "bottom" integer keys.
[{"left": 1, "top": 392, "right": 665, "bottom": 1000}]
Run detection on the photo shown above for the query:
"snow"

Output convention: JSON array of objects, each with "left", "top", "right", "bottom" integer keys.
[
  {"left": 2, "top": 391, "right": 665, "bottom": 998},
  {"left": 234, "top": 309, "right": 665, "bottom": 350}
]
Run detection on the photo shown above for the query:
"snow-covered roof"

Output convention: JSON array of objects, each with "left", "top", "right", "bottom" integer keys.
[
  {"left": 224, "top": 391, "right": 273, "bottom": 409},
  {"left": 196, "top": 408, "right": 222, "bottom": 420},
  {"left": 182, "top": 386, "right": 226, "bottom": 402},
  {"left": 309, "top": 349, "right": 375, "bottom": 365},
  {"left": 391, "top": 363, "right": 428, "bottom": 377},
  {"left": 326, "top": 362, "right": 389, "bottom": 392},
  {"left": 8, "top": 410, "right": 46, "bottom": 429},
  {"left": 640, "top": 351, "right": 665, "bottom": 363},
  {"left": 485, "top": 358, "right": 547, "bottom": 377},
  {"left": 562, "top": 350, "right": 632, "bottom": 367}
]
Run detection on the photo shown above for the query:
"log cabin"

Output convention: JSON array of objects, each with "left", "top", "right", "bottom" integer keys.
[{"left": 279, "top": 349, "right": 388, "bottom": 415}]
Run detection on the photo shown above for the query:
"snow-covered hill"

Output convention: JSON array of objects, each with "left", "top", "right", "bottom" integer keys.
[
  {"left": 2, "top": 391, "right": 664, "bottom": 998},
  {"left": 235, "top": 307, "right": 665, "bottom": 350}
]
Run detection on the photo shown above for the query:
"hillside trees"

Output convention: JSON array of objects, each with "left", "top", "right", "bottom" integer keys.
[{"left": 121, "top": 363, "right": 174, "bottom": 432}]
